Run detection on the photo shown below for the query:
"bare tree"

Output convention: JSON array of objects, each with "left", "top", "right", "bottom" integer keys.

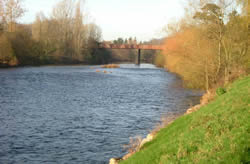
[
  {"left": 30, "top": 0, "right": 102, "bottom": 64},
  {"left": 73, "top": 0, "right": 85, "bottom": 61},
  {"left": 0, "top": 1, "right": 4, "bottom": 31},
  {"left": 32, "top": 12, "right": 43, "bottom": 41},
  {"left": 52, "top": 0, "right": 74, "bottom": 44},
  {"left": 0, "top": 0, "right": 4, "bottom": 21},
  {"left": 2, "top": 0, "right": 25, "bottom": 32}
]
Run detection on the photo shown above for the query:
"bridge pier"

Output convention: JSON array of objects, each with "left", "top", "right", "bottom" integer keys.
[
  {"left": 98, "top": 43, "right": 164, "bottom": 65},
  {"left": 137, "top": 49, "right": 141, "bottom": 65}
]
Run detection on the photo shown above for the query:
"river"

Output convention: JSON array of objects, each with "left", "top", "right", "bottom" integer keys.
[{"left": 0, "top": 64, "right": 202, "bottom": 164}]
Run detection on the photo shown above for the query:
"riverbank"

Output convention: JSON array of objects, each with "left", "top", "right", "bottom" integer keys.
[
  {"left": 0, "top": 63, "right": 120, "bottom": 69},
  {"left": 115, "top": 76, "right": 249, "bottom": 164}
]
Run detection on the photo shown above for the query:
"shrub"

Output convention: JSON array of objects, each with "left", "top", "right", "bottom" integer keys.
[
  {"left": 154, "top": 53, "right": 165, "bottom": 68},
  {"left": 216, "top": 87, "right": 226, "bottom": 96},
  {"left": 0, "top": 34, "right": 18, "bottom": 66}
]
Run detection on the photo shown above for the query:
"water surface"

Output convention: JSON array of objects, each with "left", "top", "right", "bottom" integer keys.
[{"left": 0, "top": 64, "right": 201, "bottom": 163}]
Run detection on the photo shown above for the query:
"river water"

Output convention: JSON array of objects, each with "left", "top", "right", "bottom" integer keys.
[{"left": 0, "top": 64, "right": 201, "bottom": 164}]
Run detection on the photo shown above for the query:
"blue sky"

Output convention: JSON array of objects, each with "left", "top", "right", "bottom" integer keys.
[{"left": 21, "top": 0, "right": 185, "bottom": 41}]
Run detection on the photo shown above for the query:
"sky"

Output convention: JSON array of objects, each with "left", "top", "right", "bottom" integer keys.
[{"left": 21, "top": 0, "right": 185, "bottom": 41}]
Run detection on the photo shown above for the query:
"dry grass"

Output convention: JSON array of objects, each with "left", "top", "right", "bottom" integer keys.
[
  {"left": 200, "top": 90, "right": 215, "bottom": 105},
  {"left": 151, "top": 114, "right": 179, "bottom": 135},
  {"left": 101, "top": 64, "right": 120, "bottom": 68},
  {"left": 124, "top": 114, "right": 178, "bottom": 154},
  {"left": 120, "top": 113, "right": 188, "bottom": 162},
  {"left": 123, "top": 136, "right": 143, "bottom": 154}
]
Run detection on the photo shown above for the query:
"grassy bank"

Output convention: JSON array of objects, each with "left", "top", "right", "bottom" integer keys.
[{"left": 121, "top": 76, "right": 250, "bottom": 164}]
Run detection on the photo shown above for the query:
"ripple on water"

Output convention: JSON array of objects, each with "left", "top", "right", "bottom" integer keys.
[{"left": 0, "top": 64, "right": 202, "bottom": 163}]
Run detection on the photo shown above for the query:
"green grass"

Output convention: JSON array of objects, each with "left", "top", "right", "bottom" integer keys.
[{"left": 121, "top": 76, "right": 250, "bottom": 164}]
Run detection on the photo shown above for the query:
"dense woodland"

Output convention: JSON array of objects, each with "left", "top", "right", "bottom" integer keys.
[
  {"left": 0, "top": 0, "right": 112, "bottom": 67},
  {"left": 155, "top": 0, "right": 249, "bottom": 90}
]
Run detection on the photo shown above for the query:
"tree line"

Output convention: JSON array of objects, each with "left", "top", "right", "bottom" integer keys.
[
  {"left": 157, "top": 0, "right": 249, "bottom": 91},
  {"left": 0, "top": 0, "right": 108, "bottom": 67},
  {"left": 112, "top": 37, "right": 138, "bottom": 45},
  {"left": 112, "top": 37, "right": 164, "bottom": 45}
]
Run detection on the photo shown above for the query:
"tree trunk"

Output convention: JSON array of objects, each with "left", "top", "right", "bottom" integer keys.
[
  {"left": 224, "top": 66, "right": 229, "bottom": 85},
  {"left": 205, "top": 56, "right": 209, "bottom": 92},
  {"left": 216, "top": 25, "right": 223, "bottom": 79},
  {"left": 248, "top": 1, "right": 250, "bottom": 53},
  {"left": 222, "top": 40, "right": 230, "bottom": 85}
]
